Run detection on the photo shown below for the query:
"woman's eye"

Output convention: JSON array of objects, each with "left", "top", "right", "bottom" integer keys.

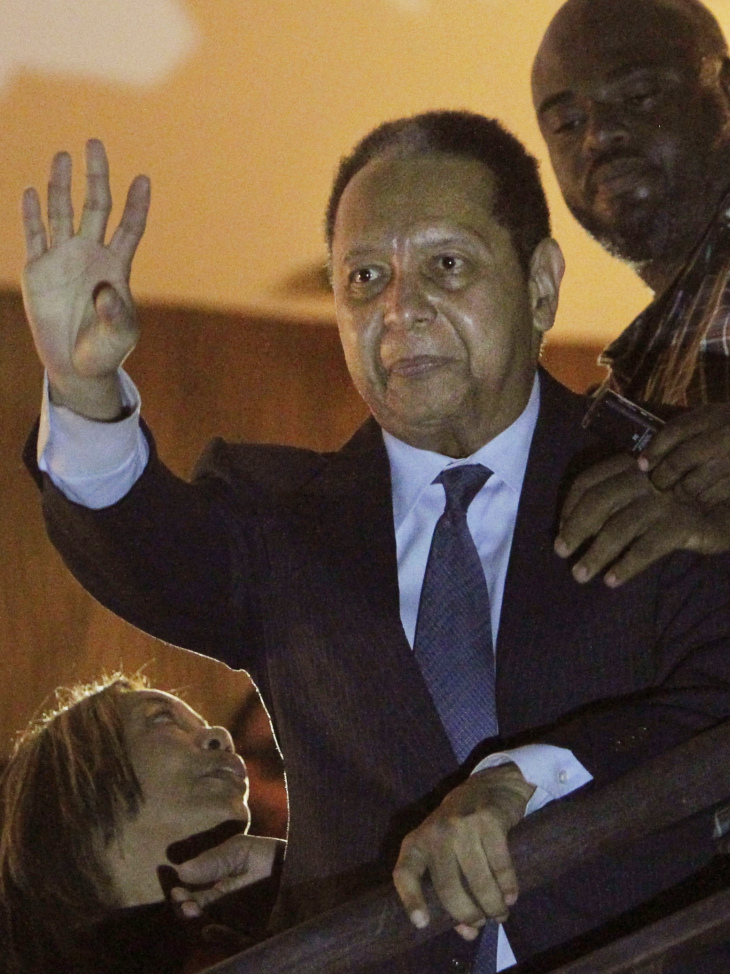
[{"left": 149, "top": 708, "right": 175, "bottom": 724}]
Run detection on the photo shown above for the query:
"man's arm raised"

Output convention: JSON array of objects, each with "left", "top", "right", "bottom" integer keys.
[{"left": 22, "top": 138, "right": 149, "bottom": 420}]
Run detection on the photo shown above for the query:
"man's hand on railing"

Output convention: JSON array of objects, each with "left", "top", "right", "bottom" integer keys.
[{"left": 392, "top": 763, "right": 535, "bottom": 940}]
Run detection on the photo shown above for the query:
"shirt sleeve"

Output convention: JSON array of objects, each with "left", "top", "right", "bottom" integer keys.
[
  {"left": 37, "top": 369, "right": 149, "bottom": 509},
  {"left": 473, "top": 744, "right": 593, "bottom": 814}
]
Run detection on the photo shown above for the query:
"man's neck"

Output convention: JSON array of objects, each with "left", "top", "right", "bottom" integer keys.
[{"left": 639, "top": 162, "right": 730, "bottom": 299}]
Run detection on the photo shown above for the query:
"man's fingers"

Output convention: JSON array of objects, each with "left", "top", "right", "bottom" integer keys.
[
  {"left": 427, "top": 838, "right": 496, "bottom": 929},
  {"left": 568, "top": 495, "right": 669, "bottom": 583},
  {"left": 176, "top": 834, "right": 252, "bottom": 886},
  {"left": 696, "top": 475, "right": 730, "bottom": 509},
  {"left": 559, "top": 453, "right": 636, "bottom": 529},
  {"left": 603, "top": 520, "right": 701, "bottom": 587},
  {"left": 22, "top": 188, "right": 47, "bottom": 261},
  {"left": 641, "top": 405, "right": 730, "bottom": 465},
  {"left": 480, "top": 831, "right": 518, "bottom": 909},
  {"left": 171, "top": 872, "right": 253, "bottom": 913},
  {"left": 557, "top": 465, "right": 651, "bottom": 558},
  {"left": 47, "top": 151, "right": 74, "bottom": 246},
  {"left": 109, "top": 173, "right": 150, "bottom": 270},
  {"left": 79, "top": 138, "right": 112, "bottom": 242},
  {"left": 393, "top": 840, "right": 431, "bottom": 928}
]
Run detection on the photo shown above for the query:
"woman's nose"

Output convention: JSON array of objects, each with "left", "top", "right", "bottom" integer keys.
[{"left": 199, "top": 724, "right": 235, "bottom": 752}]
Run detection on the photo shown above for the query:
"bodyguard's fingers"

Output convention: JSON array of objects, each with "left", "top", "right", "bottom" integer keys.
[
  {"left": 393, "top": 840, "right": 431, "bottom": 929},
  {"left": 109, "top": 173, "right": 150, "bottom": 270},
  {"left": 695, "top": 476, "right": 730, "bottom": 509},
  {"left": 22, "top": 188, "right": 47, "bottom": 260},
  {"left": 672, "top": 458, "right": 730, "bottom": 501},
  {"left": 557, "top": 468, "right": 652, "bottom": 558},
  {"left": 47, "top": 151, "right": 74, "bottom": 246},
  {"left": 559, "top": 454, "right": 636, "bottom": 527},
  {"left": 640, "top": 406, "right": 730, "bottom": 469},
  {"left": 603, "top": 519, "right": 701, "bottom": 587},
  {"left": 79, "top": 139, "right": 112, "bottom": 242},
  {"left": 647, "top": 435, "right": 730, "bottom": 491},
  {"left": 568, "top": 496, "right": 669, "bottom": 583}
]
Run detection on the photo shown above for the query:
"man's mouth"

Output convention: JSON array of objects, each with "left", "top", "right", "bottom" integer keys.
[
  {"left": 386, "top": 355, "right": 452, "bottom": 378},
  {"left": 588, "top": 157, "right": 655, "bottom": 201}
]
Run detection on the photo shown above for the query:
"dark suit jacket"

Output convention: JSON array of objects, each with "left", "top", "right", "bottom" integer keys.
[{"left": 28, "top": 368, "right": 730, "bottom": 972}]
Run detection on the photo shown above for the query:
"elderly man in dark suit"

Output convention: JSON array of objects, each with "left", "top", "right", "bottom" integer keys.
[{"left": 22, "top": 112, "right": 730, "bottom": 972}]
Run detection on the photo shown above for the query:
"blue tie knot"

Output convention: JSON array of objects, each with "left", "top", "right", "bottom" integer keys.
[{"left": 436, "top": 464, "right": 492, "bottom": 514}]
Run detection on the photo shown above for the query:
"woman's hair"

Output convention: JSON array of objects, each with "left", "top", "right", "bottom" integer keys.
[{"left": 0, "top": 675, "right": 148, "bottom": 973}]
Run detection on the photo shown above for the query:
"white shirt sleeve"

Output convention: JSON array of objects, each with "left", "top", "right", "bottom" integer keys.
[
  {"left": 37, "top": 369, "right": 149, "bottom": 509},
  {"left": 473, "top": 743, "right": 593, "bottom": 814}
]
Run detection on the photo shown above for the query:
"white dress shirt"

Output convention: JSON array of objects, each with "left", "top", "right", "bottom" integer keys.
[
  {"left": 383, "top": 374, "right": 592, "bottom": 969},
  {"left": 38, "top": 370, "right": 592, "bottom": 970}
]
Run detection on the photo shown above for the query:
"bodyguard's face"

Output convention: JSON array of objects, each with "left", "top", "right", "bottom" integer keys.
[
  {"left": 532, "top": 0, "right": 730, "bottom": 266},
  {"left": 331, "top": 153, "right": 560, "bottom": 458}
]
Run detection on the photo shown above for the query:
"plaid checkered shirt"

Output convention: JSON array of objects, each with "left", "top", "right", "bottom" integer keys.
[{"left": 600, "top": 188, "right": 730, "bottom": 407}]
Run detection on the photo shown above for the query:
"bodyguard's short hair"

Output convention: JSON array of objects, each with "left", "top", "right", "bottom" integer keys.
[{"left": 325, "top": 110, "right": 551, "bottom": 275}]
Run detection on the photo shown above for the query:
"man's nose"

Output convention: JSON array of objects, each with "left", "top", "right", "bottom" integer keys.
[
  {"left": 383, "top": 269, "right": 435, "bottom": 331},
  {"left": 198, "top": 725, "right": 235, "bottom": 752},
  {"left": 584, "top": 101, "right": 630, "bottom": 154}
]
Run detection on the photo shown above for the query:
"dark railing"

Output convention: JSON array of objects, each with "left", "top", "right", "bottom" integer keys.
[{"left": 200, "top": 720, "right": 730, "bottom": 974}]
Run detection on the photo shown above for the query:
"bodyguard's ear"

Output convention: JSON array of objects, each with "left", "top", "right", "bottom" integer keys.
[{"left": 528, "top": 237, "right": 565, "bottom": 334}]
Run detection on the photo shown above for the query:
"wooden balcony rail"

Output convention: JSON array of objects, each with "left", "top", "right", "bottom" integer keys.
[{"left": 199, "top": 719, "right": 730, "bottom": 974}]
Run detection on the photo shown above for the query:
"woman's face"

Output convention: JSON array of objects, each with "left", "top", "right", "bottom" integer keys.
[{"left": 120, "top": 689, "right": 250, "bottom": 837}]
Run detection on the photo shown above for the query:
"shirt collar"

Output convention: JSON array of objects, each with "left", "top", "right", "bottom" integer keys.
[{"left": 383, "top": 373, "right": 541, "bottom": 531}]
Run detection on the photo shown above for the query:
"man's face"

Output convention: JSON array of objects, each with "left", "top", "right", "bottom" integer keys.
[
  {"left": 331, "top": 152, "right": 546, "bottom": 457},
  {"left": 532, "top": 0, "right": 730, "bottom": 266},
  {"left": 121, "top": 690, "right": 249, "bottom": 836}
]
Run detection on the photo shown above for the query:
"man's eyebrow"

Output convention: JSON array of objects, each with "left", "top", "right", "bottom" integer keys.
[
  {"left": 538, "top": 90, "right": 574, "bottom": 117},
  {"left": 538, "top": 64, "right": 673, "bottom": 117}
]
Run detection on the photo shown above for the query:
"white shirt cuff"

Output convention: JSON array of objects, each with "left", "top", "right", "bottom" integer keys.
[
  {"left": 38, "top": 369, "right": 149, "bottom": 509},
  {"left": 473, "top": 744, "right": 593, "bottom": 814}
]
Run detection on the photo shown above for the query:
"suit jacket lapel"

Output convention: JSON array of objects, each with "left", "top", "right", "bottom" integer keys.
[
  {"left": 495, "top": 370, "right": 593, "bottom": 735},
  {"left": 302, "top": 417, "right": 460, "bottom": 781}
]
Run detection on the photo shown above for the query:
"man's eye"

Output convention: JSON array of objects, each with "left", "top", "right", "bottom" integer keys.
[
  {"left": 553, "top": 113, "right": 585, "bottom": 135},
  {"left": 349, "top": 267, "right": 379, "bottom": 286},
  {"left": 435, "top": 255, "right": 465, "bottom": 273},
  {"left": 625, "top": 90, "right": 657, "bottom": 110}
]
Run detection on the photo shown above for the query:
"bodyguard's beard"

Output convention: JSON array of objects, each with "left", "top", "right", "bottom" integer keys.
[{"left": 567, "top": 155, "right": 722, "bottom": 276}]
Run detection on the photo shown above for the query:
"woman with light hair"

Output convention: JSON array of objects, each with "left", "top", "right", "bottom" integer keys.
[{"left": 0, "top": 676, "right": 283, "bottom": 974}]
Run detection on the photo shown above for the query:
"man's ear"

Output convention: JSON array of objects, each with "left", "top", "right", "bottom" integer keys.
[
  {"left": 528, "top": 237, "right": 565, "bottom": 335},
  {"left": 720, "top": 56, "right": 730, "bottom": 105}
]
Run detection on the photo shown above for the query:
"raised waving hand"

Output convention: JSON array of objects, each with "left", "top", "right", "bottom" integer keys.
[{"left": 22, "top": 139, "right": 150, "bottom": 419}]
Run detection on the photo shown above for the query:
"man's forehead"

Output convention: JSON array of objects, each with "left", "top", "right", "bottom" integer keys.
[
  {"left": 533, "top": 0, "right": 701, "bottom": 100},
  {"left": 334, "top": 153, "right": 496, "bottom": 242}
]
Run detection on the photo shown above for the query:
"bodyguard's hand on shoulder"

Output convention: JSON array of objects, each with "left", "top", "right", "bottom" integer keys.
[
  {"left": 21, "top": 139, "right": 150, "bottom": 420},
  {"left": 555, "top": 406, "right": 730, "bottom": 586}
]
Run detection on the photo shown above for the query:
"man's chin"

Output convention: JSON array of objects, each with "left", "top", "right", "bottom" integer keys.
[{"left": 567, "top": 199, "right": 666, "bottom": 265}]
